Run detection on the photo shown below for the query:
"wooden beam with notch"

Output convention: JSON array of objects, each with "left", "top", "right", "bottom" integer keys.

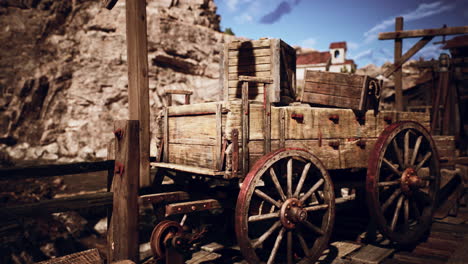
[{"left": 379, "top": 26, "right": 468, "bottom": 40}]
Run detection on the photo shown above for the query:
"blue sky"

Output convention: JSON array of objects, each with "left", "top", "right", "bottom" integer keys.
[{"left": 214, "top": 0, "right": 468, "bottom": 68}]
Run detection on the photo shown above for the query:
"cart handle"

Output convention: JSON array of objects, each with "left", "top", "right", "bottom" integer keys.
[{"left": 164, "top": 89, "right": 193, "bottom": 106}]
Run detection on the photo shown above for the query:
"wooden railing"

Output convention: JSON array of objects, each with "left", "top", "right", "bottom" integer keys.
[{"left": 0, "top": 160, "right": 115, "bottom": 219}]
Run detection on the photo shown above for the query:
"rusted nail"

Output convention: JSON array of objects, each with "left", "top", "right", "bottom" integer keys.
[
  {"left": 114, "top": 161, "right": 124, "bottom": 175},
  {"left": 356, "top": 139, "right": 366, "bottom": 149},
  {"left": 328, "top": 114, "right": 339, "bottom": 124},
  {"left": 383, "top": 116, "right": 393, "bottom": 124},
  {"left": 114, "top": 128, "right": 124, "bottom": 140},
  {"left": 328, "top": 140, "right": 340, "bottom": 149},
  {"left": 291, "top": 113, "right": 304, "bottom": 123}
]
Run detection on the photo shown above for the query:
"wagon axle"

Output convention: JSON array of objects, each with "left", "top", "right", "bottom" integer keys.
[
  {"left": 401, "top": 168, "right": 426, "bottom": 194},
  {"left": 280, "top": 198, "right": 308, "bottom": 229}
]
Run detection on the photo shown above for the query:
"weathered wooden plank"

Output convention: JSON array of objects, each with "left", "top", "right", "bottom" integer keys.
[
  {"left": 228, "top": 39, "right": 272, "bottom": 50},
  {"left": 228, "top": 64, "right": 271, "bottom": 73},
  {"left": 126, "top": 0, "right": 150, "bottom": 188},
  {"left": 228, "top": 71, "right": 272, "bottom": 80},
  {"left": 108, "top": 120, "right": 139, "bottom": 262},
  {"left": 151, "top": 162, "right": 225, "bottom": 176},
  {"left": 270, "top": 38, "right": 281, "bottom": 103},
  {"left": 264, "top": 83, "right": 271, "bottom": 154},
  {"left": 302, "top": 92, "right": 361, "bottom": 110},
  {"left": 242, "top": 81, "right": 249, "bottom": 175},
  {"left": 394, "top": 17, "right": 404, "bottom": 111},
  {"left": 340, "top": 138, "right": 377, "bottom": 168},
  {"left": 223, "top": 43, "right": 229, "bottom": 102},
  {"left": 304, "top": 70, "right": 365, "bottom": 86},
  {"left": 216, "top": 103, "right": 223, "bottom": 170},
  {"left": 138, "top": 191, "right": 189, "bottom": 206},
  {"left": 0, "top": 192, "right": 113, "bottom": 218},
  {"left": 228, "top": 48, "right": 271, "bottom": 58},
  {"left": 379, "top": 25, "right": 468, "bottom": 40},
  {"left": 36, "top": 248, "right": 103, "bottom": 264},
  {"left": 163, "top": 108, "right": 169, "bottom": 162},
  {"left": 168, "top": 144, "right": 217, "bottom": 169},
  {"left": 167, "top": 102, "right": 227, "bottom": 116},
  {"left": 350, "top": 244, "right": 394, "bottom": 264},
  {"left": 303, "top": 81, "right": 362, "bottom": 98},
  {"left": 0, "top": 161, "right": 114, "bottom": 181},
  {"left": 228, "top": 55, "right": 271, "bottom": 66},
  {"left": 280, "top": 108, "right": 286, "bottom": 148},
  {"left": 168, "top": 114, "right": 218, "bottom": 145}
]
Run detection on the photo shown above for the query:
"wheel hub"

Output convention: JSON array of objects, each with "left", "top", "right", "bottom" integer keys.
[
  {"left": 401, "top": 168, "right": 424, "bottom": 194},
  {"left": 280, "top": 198, "right": 308, "bottom": 229}
]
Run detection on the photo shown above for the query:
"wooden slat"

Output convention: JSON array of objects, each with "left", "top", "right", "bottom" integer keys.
[
  {"left": 168, "top": 143, "right": 217, "bottom": 169},
  {"left": 379, "top": 26, "right": 468, "bottom": 40},
  {"left": 151, "top": 162, "right": 225, "bottom": 176},
  {"left": 168, "top": 114, "right": 219, "bottom": 145},
  {"left": 36, "top": 248, "right": 103, "bottom": 264},
  {"left": 279, "top": 108, "right": 285, "bottom": 148},
  {"left": 228, "top": 39, "right": 271, "bottom": 50},
  {"left": 163, "top": 108, "right": 169, "bottom": 162},
  {"left": 238, "top": 75, "right": 273, "bottom": 83},
  {"left": 228, "top": 71, "right": 271, "bottom": 80},
  {"left": 138, "top": 191, "right": 189, "bottom": 206},
  {"left": 302, "top": 92, "right": 361, "bottom": 109},
  {"left": 228, "top": 56, "right": 270, "bottom": 66},
  {"left": 304, "top": 70, "right": 365, "bottom": 86},
  {"left": 168, "top": 102, "right": 227, "bottom": 117},
  {"left": 228, "top": 64, "right": 271, "bottom": 73},
  {"left": 215, "top": 103, "right": 223, "bottom": 170},
  {"left": 223, "top": 43, "right": 229, "bottom": 102},
  {"left": 0, "top": 161, "right": 114, "bottom": 181},
  {"left": 242, "top": 81, "right": 249, "bottom": 175},
  {"left": 303, "top": 81, "right": 362, "bottom": 98},
  {"left": 126, "top": 0, "right": 150, "bottom": 188},
  {"left": 270, "top": 38, "right": 281, "bottom": 103},
  {"left": 228, "top": 48, "right": 270, "bottom": 58},
  {"left": 0, "top": 192, "right": 113, "bottom": 218},
  {"left": 264, "top": 83, "right": 271, "bottom": 154},
  {"left": 108, "top": 120, "right": 139, "bottom": 262}
]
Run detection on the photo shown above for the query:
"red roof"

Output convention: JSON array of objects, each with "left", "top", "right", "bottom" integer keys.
[
  {"left": 297, "top": 51, "right": 331, "bottom": 65},
  {"left": 443, "top": 35, "right": 468, "bottom": 49},
  {"left": 329, "top": 42, "right": 347, "bottom": 50}
]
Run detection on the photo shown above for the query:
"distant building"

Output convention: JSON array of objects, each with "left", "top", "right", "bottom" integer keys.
[{"left": 296, "top": 41, "right": 356, "bottom": 84}]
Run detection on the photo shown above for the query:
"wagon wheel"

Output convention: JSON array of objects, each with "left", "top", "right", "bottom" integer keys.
[
  {"left": 236, "top": 148, "right": 335, "bottom": 264},
  {"left": 367, "top": 121, "right": 440, "bottom": 245}
]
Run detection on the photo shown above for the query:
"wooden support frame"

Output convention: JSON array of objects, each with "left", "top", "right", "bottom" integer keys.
[
  {"left": 108, "top": 120, "right": 139, "bottom": 263},
  {"left": 394, "top": 17, "right": 404, "bottom": 111},
  {"left": 241, "top": 81, "right": 249, "bottom": 176},
  {"left": 379, "top": 26, "right": 468, "bottom": 40},
  {"left": 215, "top": 103, "right": 223, "bottom": 170},
  {"left": 263, "top": 83, "right": 271, "bottom": 154},
  {"left": 125, "top": 0, "right": 150, "bottom": 188}
]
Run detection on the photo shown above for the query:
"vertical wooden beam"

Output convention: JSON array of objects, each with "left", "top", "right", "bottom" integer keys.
[
  {"left": 126, "top": 0, "right": 150, "bottom": 187},
  {"left": 280, "top": 108, "right": 285, "bottom": 148},
  {"left": 241, "top": 81, "right": 249, "bottom": 175},
  {"left": 264, "top": 84, "right": 271, "bottom": 154},
  {"left": 215, "top": 103, "right": 223, "bottom": 170},
  {"left": 270, "top": 39, "right": 281, "bottom": 103},
  {"left": 163, "top": 108, "right": 169, "bottom": 163},
  {"left": 108, "top": 120, "right": 139, "bottom": 263},
  {"left": 223, "top": 43, "right": 229, "bottom": 102},
  {"left": 394, "top": 17, "right": 404, "bottom": 111}
]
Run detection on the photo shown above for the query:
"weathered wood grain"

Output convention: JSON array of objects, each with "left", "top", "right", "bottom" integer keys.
[
  {"left": 168, "top": 143, "right": 217, "bottom": 169},
  {"left": 36, "top": 249, "right": 103, "bottom": 264},
  {"left": 302, "top": 92, "right": 361, "bottom": 109},
  {"left": 228, "top": 39, "right": 272, "bottom": 50},
  {"left": 108, "top": 120, "right": 139, "bottom": 262}
]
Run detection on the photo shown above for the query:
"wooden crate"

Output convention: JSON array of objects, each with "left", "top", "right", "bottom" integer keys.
[
  {"left": 298, "top": 70, "right": 382, "bottom": 110},
  {"left": 222, "top": 38, "right": 296, "bottom": 103}
]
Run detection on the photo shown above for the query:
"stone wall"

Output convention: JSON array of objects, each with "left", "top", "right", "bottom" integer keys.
[{"left": 0, "top": 0, "right": 236, "bottom": 165}]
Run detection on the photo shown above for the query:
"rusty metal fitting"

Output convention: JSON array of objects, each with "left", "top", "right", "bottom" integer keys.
[
  {"left": 383, "top": 116, "right": 393, "bottom": 124},
  {"left": 291, "top": 113, "right": 304, "bottom": 123},
  {"left": 328, "top": 114, "right": 339, "bottom": 124},
  {"left": 114, "top": 128, "right": 124, "bottom": 140},
  {"left": 114, "top": 161, "right": 124, "bottom": 175}
]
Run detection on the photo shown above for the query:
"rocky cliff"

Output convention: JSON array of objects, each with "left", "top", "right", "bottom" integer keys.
[{"left": 0, "top": 0, "right": 235, "bottom": 165}]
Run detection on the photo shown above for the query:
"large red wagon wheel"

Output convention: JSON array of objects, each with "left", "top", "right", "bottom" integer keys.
[
  {"left": 236, "top": 148, "right": 335, "bottom": 264},
  {"left": 367, "top": 121, "right": 440, "bottom": 245}
]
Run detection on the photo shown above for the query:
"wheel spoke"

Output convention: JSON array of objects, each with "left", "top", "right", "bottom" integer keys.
[
  {"left": 404, "top": 198, "right": 409, "bottom": 230},
  {"left": 249, "top": 212, "right": 279, "bottom": 222},
  {"left": 287, "top": 158, "right": 293, "bottom": 197},
  {"left": 267, "top": 228, "right": 285, "bottom": 264},
  {"left": 296, "top": 231, "right": 310, "bottom": 256},
  {"left": 415, "top": 152, "right": 432, "bottom": 172},
  {"left": 300, "top": 178, "right": 324, "bottom": 203},
  {"left": 302, "top": 220, "right": 325, "bottom": 236},
  {"left": 270, "top": 168, "right": 287, "bottom": 201},
  {"left": 305, "top": 204, "right": 329, "bottom": 212},
  {"left": 411, "top": 136, "right": 423, "bottom": 166},
  {"left": 254, "top": 189, "right": 281, "bottom": 208},
  {"left": 378, "top": 180, "right": 400, "bottom": 187},
  {"left": 390, "top": 196, "right": 404, "bottom": 231},
  {"left": 252, "top": 221, "right": 281, "bottom": 248},
  {"left": 294, "top": 162, "right": 312, "bottom": 197},
  {"left": 392, "top": 139, "right": 404, "bottom": 168},
  {"left": 404, "top": 130, "right": 410, "bottom": 166},
  {"left": 382, "top": 188, "right": 402, "bottom": 212},
  {"left": 287, "top": 231, "right": 293, "bottom": 264},
  {"left": 383, "top": 158, "right": 402, "bottom": 176}
]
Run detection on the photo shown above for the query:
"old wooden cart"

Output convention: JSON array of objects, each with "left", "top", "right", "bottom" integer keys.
[{"left": 149, "top": 39, "right": 440, "bottom": 264}]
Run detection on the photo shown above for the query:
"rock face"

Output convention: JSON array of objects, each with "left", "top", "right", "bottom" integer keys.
[{"left": 0, "top": 0, "right": 235, "bottom": 165}]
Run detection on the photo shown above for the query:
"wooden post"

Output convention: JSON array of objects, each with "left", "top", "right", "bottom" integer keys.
[
  {"left": 264, "top": 84, "right": 271, "bottom": 154},
  {"left": 394, "top": 17, "right": 404, "bottom": 111},
  {"left": 241, "top": 81, "right": 249, "bottom": 175},
  {"left": 108, "top": 120, "right": 139, "bottom": 262},
  {"left": 126, "top": 0, "right": 150, "bottom": 187}
]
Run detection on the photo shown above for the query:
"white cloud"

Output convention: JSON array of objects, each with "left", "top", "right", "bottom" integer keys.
[
  {"left": 417, "top": 44, "right": 444, "bottom": 60},
  {"left": 352, "top": 49, "right": 373, "bottom": 61},
  {"left": 364, "top": 1, "right": 455, "bottom": 43},
  {"left": 347, "top": 42, "right": 359, "bottom": 50},
  {"left": 234, "top": 13, "right": 253, "bottom": 24},
  {"left": 300, "top": 38, "right": 318, "bottom": 49},
  {"left": 226, "top": 0, "right": 240, "bottom": 11}
]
